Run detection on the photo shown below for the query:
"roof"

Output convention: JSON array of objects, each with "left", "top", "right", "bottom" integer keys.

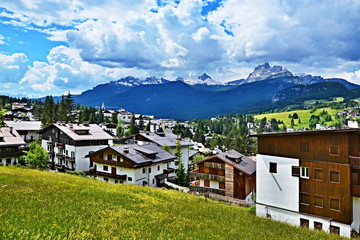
[
  {"left": 138, "top": 131, "right": 193, "bottom": 147},
  {"left": 0, "top": 127, "right": 26, "bottom": 146},
  {"left": 4, "top": 121, "right": 42, "bottom": 131},
  {"left": 39, "top": 123, "right": 114, "bottom": 141},
  {"left": 192, "top": 149, "right": 256, "bottom": 175},
  {"left": 109, "top": 143, "right": 175, "bottom": 166},
  {"left": 249, "top": 128, "right": 360, "bottom": 138},
  {"left": 189, "top": 150, "right": 199, "bottom": 158}
]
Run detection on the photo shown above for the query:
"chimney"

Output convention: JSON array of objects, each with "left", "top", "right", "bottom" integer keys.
[{"left": 123, "top": 146, "right": 129, "bottom": 153}]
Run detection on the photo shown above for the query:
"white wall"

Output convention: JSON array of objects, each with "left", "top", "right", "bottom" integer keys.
[
  {"left": 256, "top": 154, "right": 299, "bottom": 212},
  {"left": 352, "top": 197, "right": 360, "bottom": 233},
  {"left": 210, "top": 180, "right": 219, "bottom": 189},
  {"left": 257, "top": 204, "right": 351, "bottom": 237}
]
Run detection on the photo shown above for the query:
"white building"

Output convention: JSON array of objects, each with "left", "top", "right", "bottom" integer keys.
[
  {"left": 39, "top": 123, "right": 114, "bottom": 172},
  {"left": 0, "top": 127, "right": 25, "bottom": 166},
  {"left": 88, "top": 143, "right": 176, "bottom": 187},
  {"left": 4, "top": 121, "right": 41, "bottom": 146}
]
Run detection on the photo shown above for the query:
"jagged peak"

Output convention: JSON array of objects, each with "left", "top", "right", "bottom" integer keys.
[{"left": 198, "top": 73, "right": 212, "bottom": 81}]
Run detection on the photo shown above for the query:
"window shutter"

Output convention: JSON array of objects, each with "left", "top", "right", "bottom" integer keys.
[{"left": 292, "top": 166, "right": 300, "bottom": 177}]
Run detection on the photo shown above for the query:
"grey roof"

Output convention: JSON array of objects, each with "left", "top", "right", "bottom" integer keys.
[
  {"left": 111, "top": 143, "right": 175, "bottom": 166},
  {"left": 4, "top": 121, "right": 42, "bottom": 131},
  {"left": 138, "top": 131, "right": 193, "bottom": 147},
  {"left": 41, "top": 123, "right": 114, "bottom": 141},
  {"left": 189, "top": 150, "right": 199, "bottom": 158},
  {"left": 193, "top": 149, "right": 256, "bottom": 175},
  {"left": 0, "top": 127, "right": 26, "bottom": 146}
]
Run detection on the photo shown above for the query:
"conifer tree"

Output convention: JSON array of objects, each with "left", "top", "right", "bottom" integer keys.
[
  {"left": 175, "top": 140, "right": 187, "bottom": 186},
  {"left": 146, "top": 120, "right": 151, "bottom": 132},
  {"left": 41, "top": 96, "right": 55, "bottom": 128}
]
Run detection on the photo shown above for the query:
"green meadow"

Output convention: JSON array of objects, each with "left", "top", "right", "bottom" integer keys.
[
  {"left": 0, "top": 167, "right": 344, "bottom": 240},
  {"left": 255, "top": 107, "right": 339, "bottom": 129}
]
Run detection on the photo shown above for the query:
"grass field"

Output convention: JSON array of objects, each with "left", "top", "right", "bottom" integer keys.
[
  {"left": 0, "top": 167, "right": 344, "bottom": 240},
  {"left": 255, "top": 107, "right": 339, "bottom": 129}
]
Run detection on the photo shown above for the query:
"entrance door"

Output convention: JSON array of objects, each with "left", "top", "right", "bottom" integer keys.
[{"left": 112, "top": 167, "right": 117, "bottom": 176}]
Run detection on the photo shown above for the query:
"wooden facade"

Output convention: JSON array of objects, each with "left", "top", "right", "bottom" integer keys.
[
  {"left": 254, "top": 129, "right": 360, "bottom": 225},
  {"left": 190, "top": 151, "right": 256, "bottom": 199}
]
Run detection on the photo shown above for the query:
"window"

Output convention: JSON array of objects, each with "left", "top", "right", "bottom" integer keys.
[
  {"left": 330, "top": 225, "right": 340, "bottom": 235},
  {"left": 314, "top": 195, "right": 323, "bottom": 208},
  {"left": 115, "top": 180, "right": 118, "bottom": 184},
  {"left": 152, "top": 179, "right": 155, "bottom": 184},
  {"left": 314, "top": 168, "right": 323, "bottom": 181},
  {"left": 269, "top": 162, "right": 277, "bottom": 173},
  {"left": 292, "top": 166, "right": 300, "bottom": 177},
  {"left": 103, "top": 166, "right": 108, "bottom": 171},
  {"left": 329, "top": 145, "right": 339, "bottom": 156},
  {"left": 117, "top": 156, "right": 123, "bottom": 162},
  {"left": 314, "top": 222, "right": 323, "bottom": 230},
  {"left": 104, "top": 178, "right": 108, "bottom": 182},
  {"left": 300, "top": 142, "right": 309, "bottom": 152},
  {"left": 142, "top": 168, "right": 146, "bottom": 174},
  {"left": 158, "top": 166, "right": 160, "bottom": 171},
  {"left": 149, "top": 167, "right": 152, "bottom": 173},
  {"left": 128, "top": 177, "right": 132, "bottom": 181},
  {"left": 300, "top": 218, "right": 309, "bottom": 228},
  {"left": 89, "top": 160, "right": 93, "bottom": 168},
  {"left": 329, "top": 171, "right": 340, "bottom": 183},
  {"left": 300, "top": 167, "right": 309, "bottom": 179},
  {"left": 300, "top": 192, "right": 310, "bottom": 205},
  {"left": 330, "top": 198, "right": 340, "bottom": 211}
]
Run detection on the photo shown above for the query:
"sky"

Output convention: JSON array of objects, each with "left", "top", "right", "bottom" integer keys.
[{"left": 0, "top": 0, "right": 360, "bottom": 97}]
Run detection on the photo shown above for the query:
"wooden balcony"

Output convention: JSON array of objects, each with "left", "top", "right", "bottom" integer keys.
[
  {"left": 56, "top": 143, "right": 65, "bottom": 148},
  {"left": 47, "top": 141, "right": 54, "bottom": 145},
  {"left": 189, "top": 172, "right": 225, "bottom": 182},
  {"left": 93, "top": 171, "right": 127, "bottom": 181},
  {"left": 189, "top": 185, "right": 225, "bottom": 196},
  {"left": 163, "top": 168, "right": 175, "bottom": 174},
  {"left": 65, "top": 156, "right": 75, "bottom": 162},
  {"left": 204, "top": 162, "right": 225, "bottom": 170},
  {"left": 353, "top": 185, "right": 360, "bottom": 197},
  {"left": 56, "top": 153, "right": 64, "bottom": 158},
  {"left": 350, "top": 156, "right": 360, "bottom": 169}
]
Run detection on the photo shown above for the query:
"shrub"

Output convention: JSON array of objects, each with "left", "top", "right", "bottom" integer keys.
[{"left": 248, "top": 205, "right": 256, "bottom": 215}]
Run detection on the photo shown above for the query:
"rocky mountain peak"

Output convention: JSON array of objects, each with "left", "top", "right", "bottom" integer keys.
[
  {"left": 246, "top": 63, "right": 293, "bottom": 83},
  {"left": 198, "top": 73, "right": 212, "bottom": 81}
]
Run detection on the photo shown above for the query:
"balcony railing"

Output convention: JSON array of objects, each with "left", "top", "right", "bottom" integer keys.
[
  {"left": 353, "top": 185, "right": 360, "bottom": 197},
  {"left": 65, "top": 156, "right": 75, "bottom": 162},
  {"left": 189, "top": 172, "right": 225, "bottom": 182},
  {"left": 93, "top": 171, "right": 127, "bottom": 181},
  {"left": 189, "top": 185, "right": 225, "bottom": 196},
  {"left": 56, "top": 153, "right": 64, "bottom": 158},
  {"left": 204, "top": 162, "right": 225, "bottom": 170},
  {"left": 350, "top": 156, "right": 360, "bottom": 168},
  {"left": 163, "top": 168, "right": 175, "bottom": 174},
  {"left": 56, "top": 143, "right": 65, "bottom": 148}
]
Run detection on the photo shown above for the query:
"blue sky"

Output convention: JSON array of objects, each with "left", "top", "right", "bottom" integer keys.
[{"left": 0, "top": 0, "right": 359, "bottom": 97}]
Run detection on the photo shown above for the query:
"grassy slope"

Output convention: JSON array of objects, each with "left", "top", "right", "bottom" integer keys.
[
  {"left": 0, "top": 167, "right": 343, "bottom": 240},
  {"left": 254, "top": 107, "right": 339, "bottom": 129}
]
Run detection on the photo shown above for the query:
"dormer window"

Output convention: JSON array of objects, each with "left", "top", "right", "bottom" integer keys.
[{"left": 75, "top": 130, "right": 90, "bottom": 135}]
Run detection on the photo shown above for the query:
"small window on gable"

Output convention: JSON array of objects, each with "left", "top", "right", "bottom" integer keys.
[
  {"left": 314, "top": 168, "right": 323, "bottom": 181},
  {"left": 300, "top": 192, "right": 309, "bottom": 205},
  {"left": 292, "top": 166, "right": 300, "bottom": 177},
  {"left": 269, "top": 162, "right": 277, "bottom": 173},
  {"left": 329, "top": 145, "right": 339, "bottom": 156},
  {"left": 314, "top": 195, "right": 323, "bottom": 208},
  {"left": 142, "top": 168, "right": 146, "bottom": 174},
  {"left": 329, "top": 171, "right": 340, "bottom": 183},
  {"left": 300, "top": 167, "right": 309, "bottom": 179},
  {"left": 300, "top": 142, "right": 309, "bottom": 152},
  {"left": 330, "top": 198, "right": 340, "bottom": 211}
]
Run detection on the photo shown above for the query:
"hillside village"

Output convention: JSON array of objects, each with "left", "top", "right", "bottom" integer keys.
[{"left": 0, "top": 98, "right": 360, "bottom": 238}]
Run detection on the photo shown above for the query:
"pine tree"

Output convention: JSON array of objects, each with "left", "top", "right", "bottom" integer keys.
[
  {"left": 58, "top": 95, "right": 67, "bottom": 122},
  {"left": 41, "top": 96, "right": 55, "bottom": 128},
  {"left": 64, "top": 92, "right": 75, "bottom": 122},
  {"left": 175, "top": 140, "right": 187, "bottom": 186},
  {"left": 129, "top": 114, "right": 138, "bottom": 135},
  {"left": 138, "top": 115, "right": 144, "bottom": 131},
  {"left": 0, "top": 100, "right": 6, "bottom": 127}
]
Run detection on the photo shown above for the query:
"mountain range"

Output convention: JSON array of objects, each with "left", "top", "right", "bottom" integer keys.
[{"left": 69, "top": 63, "right": 360, "bottom": 119}]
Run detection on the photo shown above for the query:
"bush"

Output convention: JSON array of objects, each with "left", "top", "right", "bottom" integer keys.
[
  {"left": 0, "top": 163, "right": 3, "bottom": 167},
  {"left": 248, "top": 205, "right": 256, "bottom": 215},
  {"left": 66, "top": 171, "right": 86, "bottom": 176}
]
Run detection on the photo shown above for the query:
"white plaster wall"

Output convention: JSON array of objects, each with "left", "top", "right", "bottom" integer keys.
[
  {"left": 199, "top": 179, "right": 204, "bottom": 187},
  {"left": 352, "top": 197, "right": 360, "bottom": 233},
  {"left": 168, "top": 146, "right": 190, "bottom": 173},
  {"left": 0, "top": 157, "right": 17, "bottom": 165},
  {"left": 256, "top": 154, "right": 299, "bottom": 212},
  {"left": 257, "top": 204, "right": 351, "bottom": 237},
  {"left": 73, "top": 145, "right": 109, "bottom": 172}
]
